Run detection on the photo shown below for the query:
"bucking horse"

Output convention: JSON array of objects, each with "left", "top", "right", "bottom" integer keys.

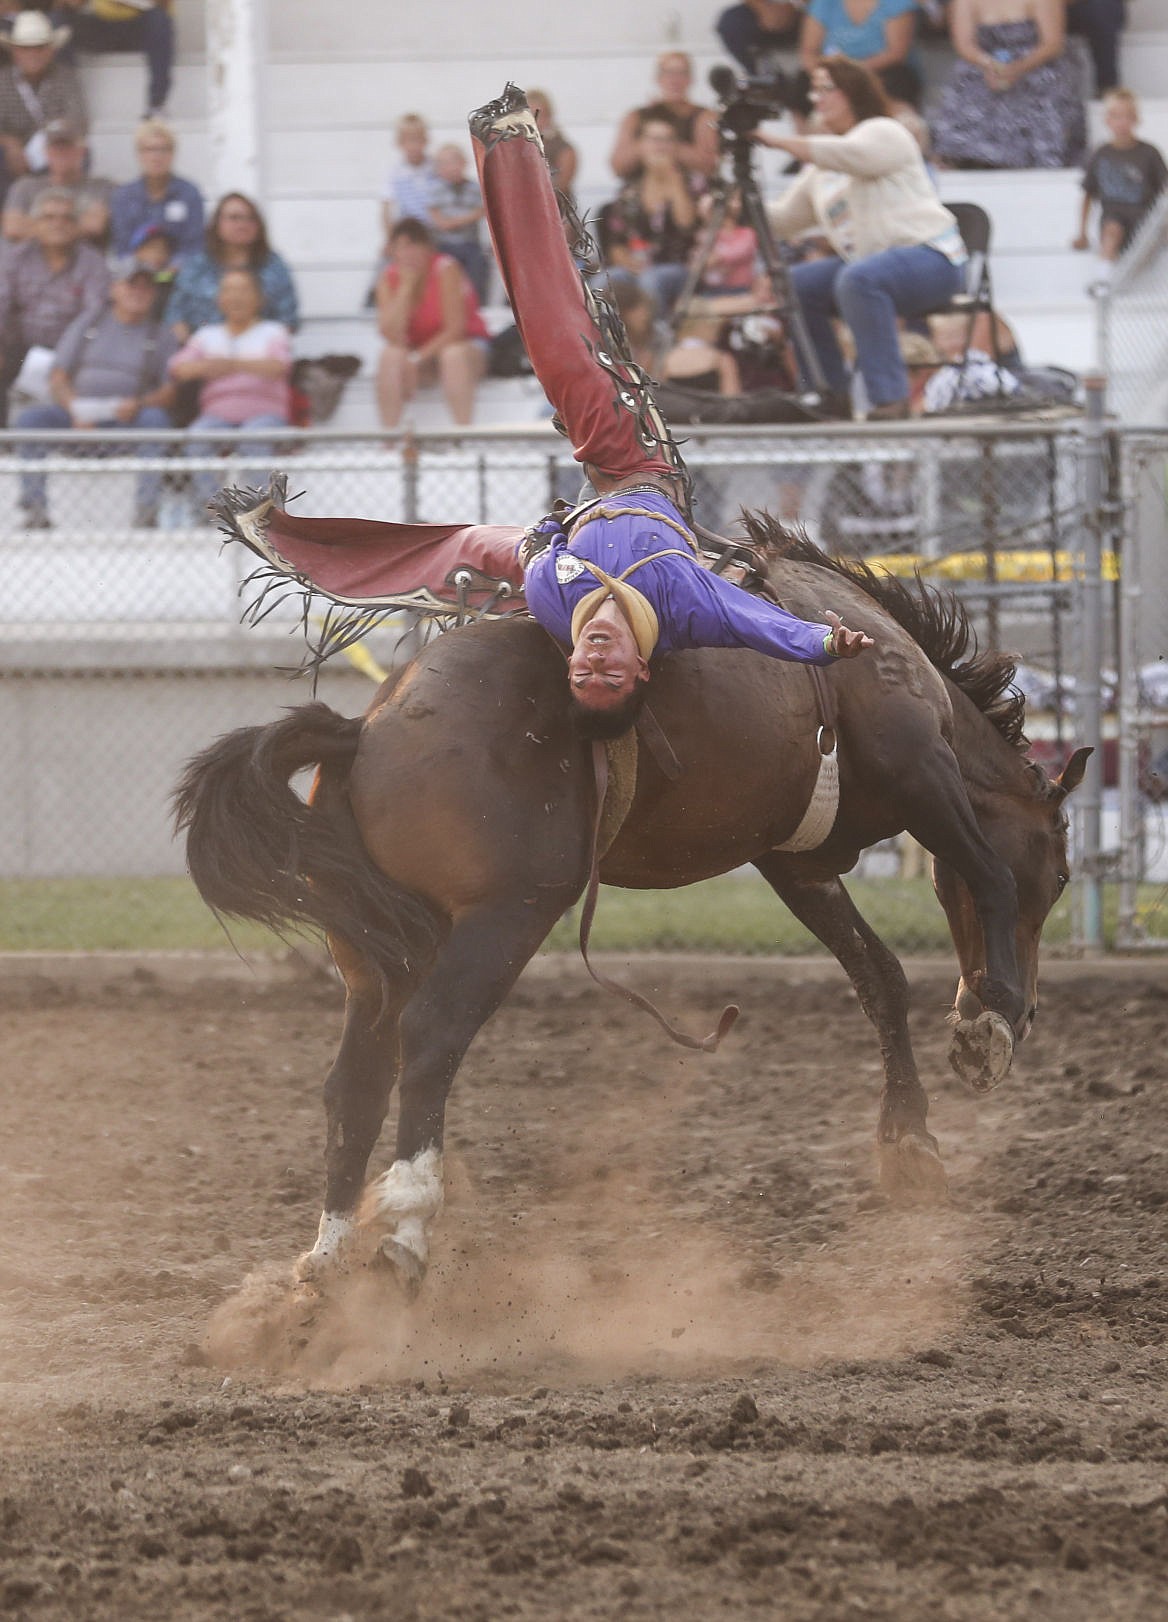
[{"left": 173, "top": 508, "right": 1088, "bottom": 1297}]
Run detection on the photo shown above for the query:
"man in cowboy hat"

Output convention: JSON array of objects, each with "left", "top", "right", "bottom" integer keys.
[
  {"left": 0, "top": 10, "right": 86, "bottom": 206},
  {"left": 469, "top": 84, "right": 871, "bottom": 733}
]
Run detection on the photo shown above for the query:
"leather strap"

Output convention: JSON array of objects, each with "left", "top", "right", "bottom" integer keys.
[
  {"left": 636, "top": 704, "right": 681, "bottom": 780},
  {"left": 578, "top": 740, "right": 739, "bottom": 1052}
]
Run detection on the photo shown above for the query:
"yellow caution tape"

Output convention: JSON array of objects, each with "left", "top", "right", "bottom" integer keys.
[{"left": 865, "top": 550, "right": 1120, "bottom": 583}]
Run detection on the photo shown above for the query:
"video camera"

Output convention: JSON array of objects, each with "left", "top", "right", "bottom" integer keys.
[{"left": 708, "top": 63, "right": 806, "bottom": 139}]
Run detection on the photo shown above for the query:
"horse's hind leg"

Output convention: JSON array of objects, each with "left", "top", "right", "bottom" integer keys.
[
  {"left": 296, "top": 942, "right": 407, "bottom": 1283},
  {"left": 358, "top": 893, "right": 577, "bottom": 1293},
  {"left": 754, "top": 858, "right": 947, "bottom": 1204}
]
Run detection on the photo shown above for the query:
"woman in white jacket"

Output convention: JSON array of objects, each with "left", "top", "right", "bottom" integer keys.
[{"left": 758, "top": 57, "right": 966, "bottom": 419}]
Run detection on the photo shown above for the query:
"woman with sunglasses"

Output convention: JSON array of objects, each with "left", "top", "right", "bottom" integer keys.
[
  {"left": 756, "top": 56, "right": 965, "bottom": 420},
  {"left": 167, "top": 191, "right": 299, "bottom": 343}
]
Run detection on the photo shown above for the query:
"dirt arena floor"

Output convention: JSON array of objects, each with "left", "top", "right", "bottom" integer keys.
[{"left": 1, "top": 951, "right": 1166, "bottom": 1621}]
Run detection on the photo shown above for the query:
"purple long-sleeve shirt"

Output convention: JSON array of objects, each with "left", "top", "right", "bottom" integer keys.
[{"left": 523, "top": 489, "right": 835, "bottom": 664}]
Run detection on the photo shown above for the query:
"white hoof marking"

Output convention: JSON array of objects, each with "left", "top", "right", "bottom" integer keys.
[
  {"left": 364, "top": 1148, "right": 444, "bottom": 1269},
  {"left": 295, "top": 1210, "right": 356, "bottom": 1280}
]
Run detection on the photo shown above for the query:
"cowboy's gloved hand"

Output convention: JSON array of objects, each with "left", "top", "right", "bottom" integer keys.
[
  {"left": 824, "top": 610, "right": 874, "bottom": 660},
  {"left": 518, "top": 511, "right": 567, "bottom": 569}
]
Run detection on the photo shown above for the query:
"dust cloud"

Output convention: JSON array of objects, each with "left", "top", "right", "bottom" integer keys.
[{"left": 204, "top": 1158, "right": 973, "bottom": 1389}]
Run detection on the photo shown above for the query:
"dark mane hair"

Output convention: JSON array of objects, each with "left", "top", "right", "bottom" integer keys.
[{"left": 740, "top": 513, "right": 1029, "bottom": 749}]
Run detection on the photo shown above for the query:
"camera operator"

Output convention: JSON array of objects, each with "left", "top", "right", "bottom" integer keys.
[{"left": 755, "top": 57, "right": 965, "bottom": 419}]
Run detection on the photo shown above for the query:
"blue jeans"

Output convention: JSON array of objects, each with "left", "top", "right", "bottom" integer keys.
[
  {"left": 790, "top": 246, "right": 964, "bottom": 407},
  {"left": 187, "top": 412, "right": 288, "bottom": 511},
  {"left": 16, "top": 403, "right": 171, "bottom": 514},
  {"left": 53, "top": 4, "right": 174, "bottom": 111},
  {"left": 1065, "top": 0, "right": 1125, "bottom": 94}
]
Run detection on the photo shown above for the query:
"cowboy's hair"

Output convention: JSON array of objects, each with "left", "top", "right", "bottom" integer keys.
[
  {"left": 822, "top": 57, "right": 891, "bottom": 124},
  {"left": 207, "top": 192, "right": 271, "bottom": 267},
  {"left": 32, "top": 187, "right": 76, "bottom": 218},
  {"left": 569, "top": 681, "right": 649, "bottom": 741}
]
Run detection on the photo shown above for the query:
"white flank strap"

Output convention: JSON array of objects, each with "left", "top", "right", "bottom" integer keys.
[{"left": 774, "top": 729, "right": 840, "bottom": 853}]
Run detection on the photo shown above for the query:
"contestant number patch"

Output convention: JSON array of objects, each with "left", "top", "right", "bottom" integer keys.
[{"left": 555, "top": 553, "right": 587, "bottom": 584}]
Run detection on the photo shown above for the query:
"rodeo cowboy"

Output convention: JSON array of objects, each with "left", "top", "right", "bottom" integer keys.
[{"left": 469, "top": 83, "right": 872, "bottom": 732}]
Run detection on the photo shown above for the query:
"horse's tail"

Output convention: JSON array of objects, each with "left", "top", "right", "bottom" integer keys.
[{"left": 172, "top": 701, "right": 446, "bottom": 997}]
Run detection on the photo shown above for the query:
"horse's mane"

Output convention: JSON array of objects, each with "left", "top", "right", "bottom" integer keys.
[{"left": 741, "top": 513, "right": 1029, "bottom": 750}]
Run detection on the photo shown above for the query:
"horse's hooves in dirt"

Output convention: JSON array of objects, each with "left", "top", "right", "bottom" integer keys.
[
  {"left": 949, "top": 1010, "right": 1015, "bottom": 1092},
  {"left": 878, "top": 1132, "right": 949, "bottom": 1205},
  {"left": 372, "top": 1237, "right": 426, "bottom": 1301}
]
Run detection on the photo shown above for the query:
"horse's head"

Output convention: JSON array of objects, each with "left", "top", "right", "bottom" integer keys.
[{"left": 934, "top": 746, "right": 1091, "bottom": 1044}]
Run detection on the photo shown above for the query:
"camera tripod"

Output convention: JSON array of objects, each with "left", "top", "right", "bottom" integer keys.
[{"left": 667, "top": 128, "right": 828, "bottom": 398}]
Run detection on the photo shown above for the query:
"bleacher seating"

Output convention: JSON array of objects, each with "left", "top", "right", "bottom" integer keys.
[{"left": 67, "top": 0, "right": 1168, "bottom": 429}]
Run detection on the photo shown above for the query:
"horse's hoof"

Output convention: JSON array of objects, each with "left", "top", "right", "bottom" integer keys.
[
  {"left": 371, "top": 1237, "right": 426, "bottom": 1301},
  {"left": 294, "top": 1246, "right": 348, "bottom": 1287},
  {"left": 878, "top": 1132, "right": 949, "bottom": 1205},
  {"left": 949, "top": 1010, "right": 1015, "bottom": 1092}
]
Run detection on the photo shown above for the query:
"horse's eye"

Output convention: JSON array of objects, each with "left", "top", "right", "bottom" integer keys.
[{"left": 1056, "top": 873, "right": 1069, "bottom": 896}]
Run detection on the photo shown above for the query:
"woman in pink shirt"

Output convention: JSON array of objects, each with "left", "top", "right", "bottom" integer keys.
[
  {"left": 169, "top": 267, "right": 291, "bottom": 515},
  {"left": 376, "top": 216, "right": 488, "bottom": 428}
]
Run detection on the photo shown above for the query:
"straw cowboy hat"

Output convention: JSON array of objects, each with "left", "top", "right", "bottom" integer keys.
[{"left": 0, "top": 12, "right": 72, "bottom": 51}]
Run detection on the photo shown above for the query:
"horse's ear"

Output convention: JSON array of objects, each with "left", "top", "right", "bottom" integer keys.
[{"left": 1054, "top": 745, "right": 1093, "bottom": 800}]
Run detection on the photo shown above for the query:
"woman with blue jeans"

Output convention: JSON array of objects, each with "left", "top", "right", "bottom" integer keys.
[{"left": 758, "top": 56, "right": 966, "bottom": 419}]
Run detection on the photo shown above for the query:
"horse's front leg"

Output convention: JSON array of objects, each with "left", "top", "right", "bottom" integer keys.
[
  {"left": 358, "top": 893, "right": 577, "bottom": 1295},
  {"left": 754, "top": 858, "right": 947, "bottom": 1204},
  {"left": 900, "top": 750, "right": 1025, "bottom": 1091}
]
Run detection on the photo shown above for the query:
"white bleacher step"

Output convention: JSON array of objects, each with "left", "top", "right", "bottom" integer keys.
[
  {"left": 81, "top": 55, "right": 208, "bottom": 124},
  {"left": 1120, "top": 33, "right": 1168, "bottom": 100}
]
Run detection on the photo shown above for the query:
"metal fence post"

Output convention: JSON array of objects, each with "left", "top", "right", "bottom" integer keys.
[{"left": 1072, "top": 376, "right": 1106, "bottom": 950}]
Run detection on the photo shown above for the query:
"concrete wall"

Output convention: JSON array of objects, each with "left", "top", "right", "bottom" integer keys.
[{"left": 0, "top": 640, "right": 377, "bottom": 877}]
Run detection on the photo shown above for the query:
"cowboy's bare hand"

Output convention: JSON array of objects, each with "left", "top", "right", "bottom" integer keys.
[{"left": 825, "top": 610, "right": 873, "bottom": 659}]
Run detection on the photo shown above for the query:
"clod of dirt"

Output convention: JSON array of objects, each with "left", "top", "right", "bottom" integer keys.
[
  {"left": 730, "top": 1393, "right": 759, "bottom": 1424},
  {"left": 401, "top": 1466, "right": 434, "bottom": 1498}
]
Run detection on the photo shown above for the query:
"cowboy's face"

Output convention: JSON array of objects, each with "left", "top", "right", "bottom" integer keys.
[{"left": 567, "top": 599, "right": 650, "bottom": 712}]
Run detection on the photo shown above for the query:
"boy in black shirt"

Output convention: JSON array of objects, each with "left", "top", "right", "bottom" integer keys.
[{"left": 1073, "top": 88, "right": 1167, "bottom": 266}]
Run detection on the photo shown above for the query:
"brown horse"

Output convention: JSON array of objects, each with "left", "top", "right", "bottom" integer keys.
[{"left": 174, "top": 523, "right": 1089, "bottom": 1293}]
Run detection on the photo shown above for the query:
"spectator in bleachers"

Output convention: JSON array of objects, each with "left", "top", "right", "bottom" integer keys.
[
  {"left": 375, "top": 216, "right": 488, "bottom": 429},
  {"left": 610, "top": 51, "right": 719, "bottom": 183},
  {"left": 800, "top": 0, "right": 924, "bottom": 110},
  {"left": 1073, "top": 87, "right": 1166, "bottom": 267},
  {"left": 1065, "top": 0, "right": 1126, "bottom": 97},
  {"left": 0, "top": 11, "right": 86, "bottom": 208},
  {"left": 14, "top": 256, "right": 175, "bottom": 530},
  {"left": 109, "top": 119, "right": 204, "bottom": 263},
  {"left": 757, "top": 57, "right": 966, "bottom": 419},
  {"left": 930, "top": 0, "right": 1085, "bottom": 169},
  {"left": 662, "top": 308, "right": 743, "bottom": 393},
  {"left": 0, "top": 185, "right": 106, "bottom": 423},
  {"left": 168, "top": 192, "right": 299, "bottom": 340},
  {"left": 1, "top": 116, "right": 109, "bottom": 243},
  {"left": 527, "top": 88, "right": 578, "bottom": 207},
  {"left": 717, "top": 1, "right": 805, "bottom": 77},
  {"left": 51, "top": 0, "right": 174, "bottom": 120},
  {"left": 610, "top": 279, "right": 664, "bottom": 373},
  {"left": 169, "top": 266, "right": 292, "bottom": 517},
  {"left": 427, "top": 142, "right": 489, "bottom": 303},
  {"left": 130, "top": 220, "right": 178, "bottom": 317},
  {"left": 599, "top": 118, "right": 699, "bottom": 317},
  {"left": 381, "top": 112, "right": 434, "bottom": 238},
  {"left": 693, "top": 187, "right": 758, "bottom": 294}
]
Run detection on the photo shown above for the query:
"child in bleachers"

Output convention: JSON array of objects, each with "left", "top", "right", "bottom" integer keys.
[
  {"left": 1072, "top": 88, "right": 1167, "bottom": 269},
  {"left": 427, "top": 143, "right": 488, "bottom": 303}
]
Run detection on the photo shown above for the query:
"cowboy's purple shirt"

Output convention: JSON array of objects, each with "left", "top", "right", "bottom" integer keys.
[{"left": 523, "top": 489, "right": 835, "bottom": 663}]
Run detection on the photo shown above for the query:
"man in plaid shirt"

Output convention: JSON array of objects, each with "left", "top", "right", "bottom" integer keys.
[
  {"left": 0, "top": 186, "right": 108, "bottom": 423},
  {"left": 0, "top": 12, "right": 87, "bottom": 206}
]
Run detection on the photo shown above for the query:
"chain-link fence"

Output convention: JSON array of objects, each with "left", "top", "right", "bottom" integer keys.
[
  {"left": 1094, "top": 191, "right": 1168, "bottom": 426},
  {"left": 2, "top": 414, "right": 1157, "bottom": 955}
]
